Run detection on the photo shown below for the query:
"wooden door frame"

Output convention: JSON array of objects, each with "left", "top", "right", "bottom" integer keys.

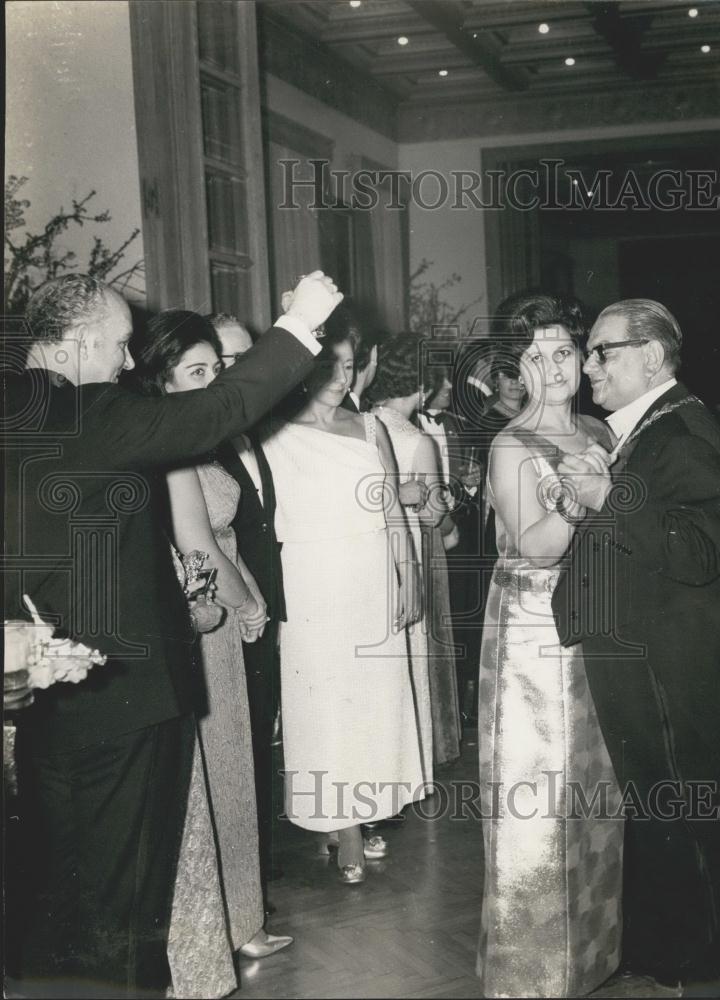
[{"left": 129, "top": 0, "right": 271, "bottom": 326}]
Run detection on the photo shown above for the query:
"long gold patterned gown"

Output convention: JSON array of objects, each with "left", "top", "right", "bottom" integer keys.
[
  {"left": 168, "top": 460, "right": 264, "bottom": 998},
  {"left": 477, "top": 432, "right": 623, "bottom": 998}
]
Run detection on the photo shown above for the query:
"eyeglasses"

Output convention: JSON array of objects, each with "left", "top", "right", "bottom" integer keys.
[
  {"left": 583, "top": 339, "right": 649, "bottom": 365},
  {"left": 221, "top": 352, "right": 245, "bottom": 366}
]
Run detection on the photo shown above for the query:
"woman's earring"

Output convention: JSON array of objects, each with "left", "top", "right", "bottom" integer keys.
[{"left": 301, "top": 381, "right": 308, "bottom": 394}]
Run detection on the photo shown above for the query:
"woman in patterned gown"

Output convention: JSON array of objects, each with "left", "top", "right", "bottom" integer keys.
[
  {"left": 367, "top": 332, "right": 461, "bottom": 773},
  {"left": 262, "top": 333, "right": 426, "bottom": 883},
  {"left": 477, "top": 294, "right": 623, "bottom": 998},
  {"left": 134, "top": 312, "right": 292, "bottom": 998}
]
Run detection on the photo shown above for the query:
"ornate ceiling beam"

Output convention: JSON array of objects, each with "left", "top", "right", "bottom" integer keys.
[
  {"left": 406, "top": 0, "right": 529, "bottom": 92},
  {"left": 588, "top": 1, "right": 667, "bottom": 79}
]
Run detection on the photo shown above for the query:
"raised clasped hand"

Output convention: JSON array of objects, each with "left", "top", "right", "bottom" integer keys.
[
  {"left": 282, "top": 270, "right": 344, "bottom": 332},
  {"left": 557, "top": 446, "right": 612, "bottom": 512}
]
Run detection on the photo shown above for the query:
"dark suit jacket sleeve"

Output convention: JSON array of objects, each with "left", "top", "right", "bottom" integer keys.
[
  {"left": 611, "top": 431, "right": 720, "bottom": 586},
  {"left": 87, "top": 326, "right": 314, "bottom": 469}
]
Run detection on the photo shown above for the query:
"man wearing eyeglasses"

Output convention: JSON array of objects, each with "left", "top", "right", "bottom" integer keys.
[{"left": 552, "top": 299, "right": 720, "bottom": 993}]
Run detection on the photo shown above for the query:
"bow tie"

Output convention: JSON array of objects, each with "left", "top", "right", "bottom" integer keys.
[{"left": 421, "top": 409, "right": 448, "bottom": 425}]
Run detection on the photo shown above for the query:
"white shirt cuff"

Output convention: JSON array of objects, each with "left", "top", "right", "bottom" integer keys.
[{"left": 273, "top": 315, "right": 322, "bottom": 356}]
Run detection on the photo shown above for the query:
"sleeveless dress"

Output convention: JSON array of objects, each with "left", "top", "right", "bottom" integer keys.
[
  {"left": 477, "top": 432, "right": 623, "bottom": 998},
  {"left": 262, "top": 413, "right": 426, "bottom": 831},
  {"left": 168, "top": 460, "right": 264, "bottom": 998},
  {"left": 373, "top": 406, "right": 461, "bottom": 769}
]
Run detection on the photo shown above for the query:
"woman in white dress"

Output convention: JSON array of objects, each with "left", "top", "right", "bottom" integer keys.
[
  {"left": 477, "top": 294, "right": 623, "bottom": 998},
  {"left": 134, "top": 312, "right": 292, "bottom": 998},
  {"left": 368, "top": 332, "right": 461, "bottom": 772},
  {"left": 262, "top": 333, "right": 427, "bottom": 883}
]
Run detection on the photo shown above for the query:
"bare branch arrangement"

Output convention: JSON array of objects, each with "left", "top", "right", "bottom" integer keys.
[{"left": 4, "top": 175, "right": 145, "bottom": 315}]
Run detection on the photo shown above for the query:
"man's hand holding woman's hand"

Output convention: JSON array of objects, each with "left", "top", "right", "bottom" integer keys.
[{"left": 557, "top": 442, "right": 613, "bottom": 513}]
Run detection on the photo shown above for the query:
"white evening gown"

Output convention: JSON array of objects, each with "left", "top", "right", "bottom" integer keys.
[{"left": 263, "top": 413, "right": 426, "bottom": 831}]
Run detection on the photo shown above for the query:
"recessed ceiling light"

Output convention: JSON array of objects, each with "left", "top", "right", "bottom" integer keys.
[
  {"left": 701, "top": 43, "right": 711, "bottom": 52},
  {"left": 349, "top": 0, "right": 362, "bottom": 7},
  {"left": 438, "top": 69, "right": 448, "bottom": 76},
  {"left": 565, "top": 56, "right": 576, "bottom": 66},
  {"left": 473, "top": 32, "right": 478, "bottom": 38},
  {"left": 397, "top": 35, "right": 409, "bottom": 46},
  {"left": 538, "top": 23, "right": 550, "bottom": 34},
  {"left": 688, "top": 7, "right": 699, "bottom": 17}
]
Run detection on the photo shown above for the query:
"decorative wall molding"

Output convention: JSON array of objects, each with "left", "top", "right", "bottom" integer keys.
[
  {"left": 398, "top": 81, "right": 720, "bottom": 143},
  {"left": 257, "top": 8, "right": 398, "bottom": 141},
  {"left": 262, "top": 110, "right": 334, "bottom": 162}
]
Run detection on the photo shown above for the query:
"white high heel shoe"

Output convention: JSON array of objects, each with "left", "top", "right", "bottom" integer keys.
[{"left": 238, "top": 928, "right": 294, "bottom": 959}]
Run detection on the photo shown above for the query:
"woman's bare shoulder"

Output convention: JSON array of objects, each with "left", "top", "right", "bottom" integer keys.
[{"left": 489, "top": 428, "right": 533, "bottom": 471}]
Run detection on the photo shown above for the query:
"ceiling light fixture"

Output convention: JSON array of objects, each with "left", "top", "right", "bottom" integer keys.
[
  {"left": 701, "top": 43, "right": 711, "bottom": 52},
  {"left": 438, "top": 69, "right": 448, "bottom": 76},
  {"left": 397, "top": 35, "right": 409, "bottom": 46},
  {"left": 688, "top": 7, "right": 699, "bottom": 17},
  {"left": 565, "top": 56, "right": 576, "bottom": 66},
  {"left": 349, "top": 0, "right": 362, "bottom": 7},
  {"left": 538, "top": 23, "right": 550, "bottom": 34}
]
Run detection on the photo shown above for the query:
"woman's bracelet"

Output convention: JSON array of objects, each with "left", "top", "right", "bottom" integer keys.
[{"left": 555, "top": 494, "right": 586, "bottom": 525}]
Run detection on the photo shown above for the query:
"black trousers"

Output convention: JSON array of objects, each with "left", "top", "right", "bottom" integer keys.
[
  {"left": 8, "top": 714, "right": 195, "bottom": 999},
  {"left": 583, "top": 646, "right": 720, "bottom": 983},
  {"left": 242, "top": 619, "right": 280, "bottom": 884},
  {"left": 447, "top": 503, "right": 486, "bottom": 716}
]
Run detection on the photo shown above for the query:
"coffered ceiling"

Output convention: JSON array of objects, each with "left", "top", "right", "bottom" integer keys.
[{"left": 259, "top": 0, "right": 720, "bottom": 106}]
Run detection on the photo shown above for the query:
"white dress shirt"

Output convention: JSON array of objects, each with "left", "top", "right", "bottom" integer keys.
[
  {"left": 606, "top": 377, "right": 676, "bottom": 462},
  {"left": 235, "top": 435, "right": 264, "bottom": 506},
  {"left": 417, "top": 410, "right": 452, "bottom": 506}
]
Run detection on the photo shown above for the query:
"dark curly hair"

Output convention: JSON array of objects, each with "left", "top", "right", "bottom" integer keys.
[
  {"left": 25, "top": 274, "right": 111, "bottom": 343},
  {"left": 490, "top": 291, "right": 586, "bottom": 378},
  {"left": 365, "top": 331, "right": 433, "bottom": 403},
  {"left": 131, "top": 310, "right": 222, "bottom": 396}
]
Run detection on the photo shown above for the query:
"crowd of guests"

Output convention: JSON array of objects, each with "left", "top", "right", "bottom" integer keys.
[{"left": 4, "top": 271, "right": 720, "bottom": 1000}]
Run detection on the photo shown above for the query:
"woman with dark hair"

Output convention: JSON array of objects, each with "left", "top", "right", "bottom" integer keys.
[
  {"left": 367, "top": 332, "right": 461, "bottom": 770},
  {"left": 261, "top": 332, "right": 426, "bottom": 884},
  {"left": 476, "top": 294, "right": 623, "bottom": 997},
  {"left": 133, "top": 310, "right": 292, "bottom": 997}
]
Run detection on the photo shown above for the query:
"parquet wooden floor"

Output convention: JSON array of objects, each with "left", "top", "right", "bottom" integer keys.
[{"left": 231, "top": 731, "right": 686, "bottom": 999}]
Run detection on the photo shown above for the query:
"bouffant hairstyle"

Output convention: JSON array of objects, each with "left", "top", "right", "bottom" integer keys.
[
  {"left": 323, "top": 301, "right": 382, "bottom": 373},
  {"left": 132, "top": 310, "right": 223, "bottom": 396},
  {"left": 490, "top": 292, "right": 586, "bottom": 378},
  {"left": 365, "top": 331, "right": 431, "bottom": 403}
]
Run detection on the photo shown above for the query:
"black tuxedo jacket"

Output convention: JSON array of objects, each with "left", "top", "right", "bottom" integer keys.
[
  {"left": 552, "top": 382, "right": 720, "bottom": 784},
  {"left": 3, "top": 327, "right": 313, "bottom": 750},
  {"left": 217, "top": 435, "right": 286, "bottom": 622}
]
